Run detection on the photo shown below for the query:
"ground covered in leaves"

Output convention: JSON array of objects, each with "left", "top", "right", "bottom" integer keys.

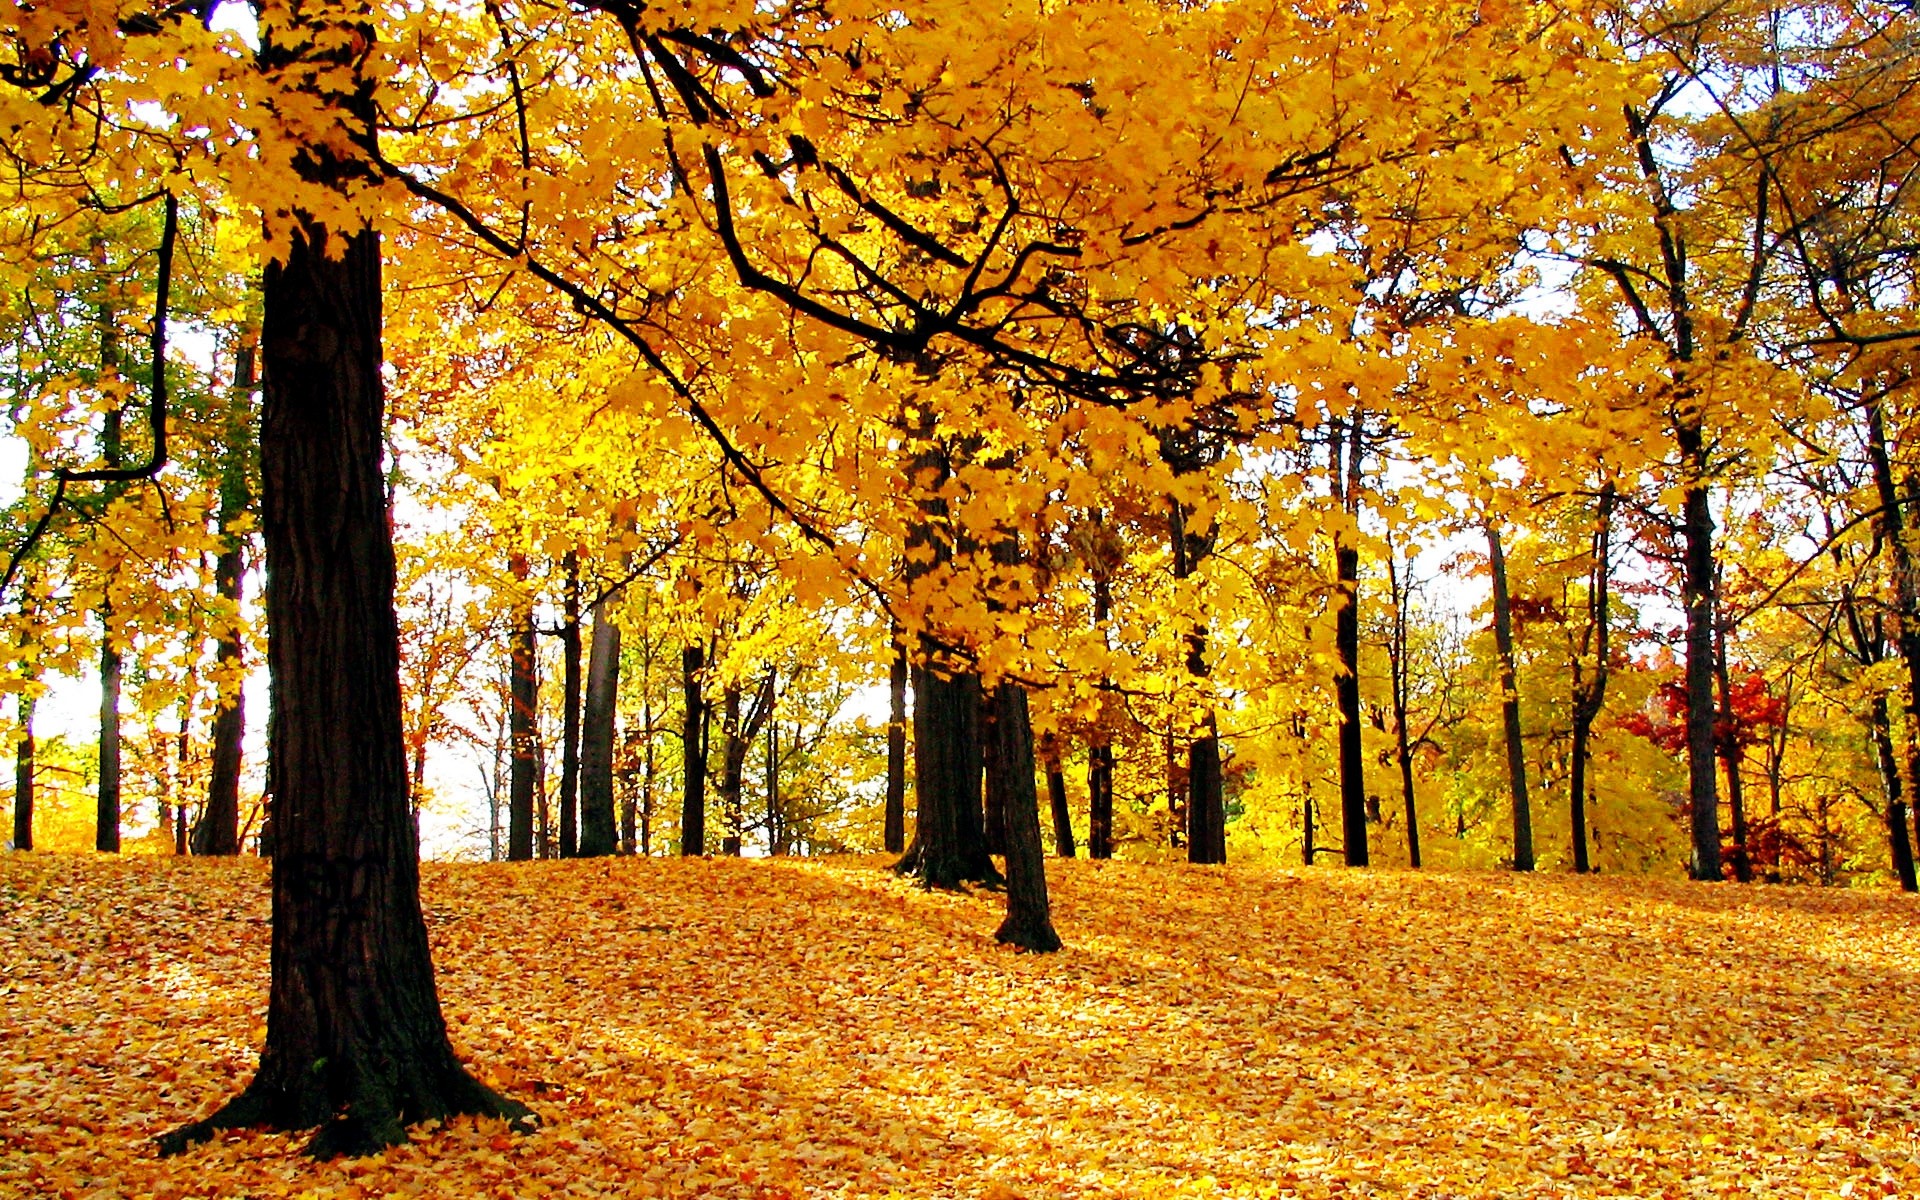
[{"left": 2, "top": 854, "right": 1915, "bottom": 1199}]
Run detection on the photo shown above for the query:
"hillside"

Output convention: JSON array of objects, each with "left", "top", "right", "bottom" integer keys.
[{"left": 2, "top": 854, "right": 1915, "bottom": 1198}]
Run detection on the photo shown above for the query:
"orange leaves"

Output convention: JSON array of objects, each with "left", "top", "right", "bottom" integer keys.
[{"left": 4, "top": 853, "right": 1920, "bottom": 1197}]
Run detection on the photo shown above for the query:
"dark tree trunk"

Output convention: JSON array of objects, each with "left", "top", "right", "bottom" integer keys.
[
  {"left": 158, "top": 109, "right": 525, "bottom": 1153},
  {"left": 98, "top": 617, "right": 122, "bottom": 853},
  {"left": 1870, "top": 695, "right": 1919, "bottom": 892},
  {"left": 1042, "top": 737, "right": 1074, "bottom": 857},
  {"left": 1331, "top": 416, "right": 1368, "bottom": 867},
  {"left": 981, "top": 684, "right": 1010, "bottom": 858},
  {"left": 11, "top": 693, "right": 31, "bottom": 851},
  {"left": 1485, "top": 520, "right": 1534, "bottom": 872},
  {"left": 577, "top": 598, "right": 620, "bottom": 857},
  {"left": 884, "top": 625, "right": 908, "bottom": 854},
  {"left": 897, "top": 663, "right": 998, "bottom": 887},
  {"left": 1676, "top": 424, "right": 1723, "bottom": 880},
  {"left": 987, "top": 683, "right": 1060, "bottom": 951},
  {"left": 1087, "top": 570, "right": 1115, "bottom": 860},
  {"left": 1712, "top": 608, "right": 1753, "bottom": 882},
  {"left": 1168, "top": 494, "right": 1225, "bottom": 864},
  {"left": 765, "top": 715, "right": 783, "bottom": 856},
  {"left": 506, "top": 554, "right": 537, "bottom": 863},
  {"left": 1301, "top": 790, "right": 1315, "bottom": 865},
  {"left": 1385, "top": 544, "right": 1420, "bottom": 868},
  {"left": 1334, "top": 541, "right": 1367, "bottom": 867},
  {"left": 1569, "top": 483, "right": 1615, "bottom": 876},
  {"left": 558, "top": 552, "right": 581, "bottom": 858},
  {"left": 195, "top": 344, "right": 253, "bottom": 857},
  {"left": 1862, "top": 402, "right": 1920, "bottom": 892},
  {"left": 680, "top": 642, "right": 708, "bottom": 855},
  {"left": 720, "top": 684, "right": 743, "bottom": 855}
]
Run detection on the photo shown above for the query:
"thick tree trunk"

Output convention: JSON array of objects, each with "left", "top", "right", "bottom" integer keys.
[
  {"left": 506, "top": 555, "right": 537, "bottom": 863},
  {"left": 680, "top": 643, "right": 708, "bottom": 855},
  {"left": 884, "top": 625, "right": 908, "bottom": 854},
  {"left": 11, "top": 693, "right": 31, "bottom": 851},
  {"left": 987, "top": 683, "right": 1060, "bottom": 951},
  {"left": 577, "top": 599, "right": 620, "bottom": 857},
  {"left": 158, "top": 165, "right": 524, "bottom": 1155},
  {"left": 1169, "top": 497, "right": 1226, "bottom": 865},
  {"left": 1485, "top": 521, "right": 1534, "bottom": 872},
  {"left": 897, "top": 663, "right": 998, "bottom": 887},
  {"left": 558, "top": 553, "right": 581, "bottom": 858},
  {"left": 981, "top": 684, "right": 1010, "bottom": 858}
]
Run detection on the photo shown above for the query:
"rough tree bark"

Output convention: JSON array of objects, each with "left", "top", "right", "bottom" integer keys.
[
  {"left": 1485, "top": 519, "right": 1535, "bottom": 872},
  {"left": 158, "top": 20, "right": 527, "bottom": 1149},
  {"left": 11, "top": 692, "right": 30, "bottom": 851},
  {"left": 986, "top": 683, "right": 1061, "bottom": 952},
  {"left": 1331, "top": 415, "right": 1368, "bottom": 867}
]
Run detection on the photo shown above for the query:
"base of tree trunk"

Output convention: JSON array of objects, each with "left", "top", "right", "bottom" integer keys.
[
  {"left": 891, "top": 836, "right": 1004, "bottom": 890},
  {"left": 157, "top": 1048, "right": 532, "bottom": 1160},
  {"left": 995, "top": 909, "right": 1062, "bottom": 953}
]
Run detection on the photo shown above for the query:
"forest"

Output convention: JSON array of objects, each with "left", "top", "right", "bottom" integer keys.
[{"left": 2, "top": 0, "right": 1919, "bottom": 1190}]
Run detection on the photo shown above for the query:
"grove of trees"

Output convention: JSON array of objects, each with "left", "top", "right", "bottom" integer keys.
[{"left": 3, "top": 0, "right": 1918, "bottom": 1158}]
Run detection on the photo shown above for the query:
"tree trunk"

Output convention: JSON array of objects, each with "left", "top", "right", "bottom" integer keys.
[
  {"left": 1569, "top": 482, "right": 1615, "bottom": 876},
  {"left": 765, "top": 715, "right": 783, "bottom": 856},
  {"left": 98, "top": 612, "right": 122, "bottom": 853},
  {"left": 558, "top": 552, "right": 581, "bottom": 858},
  {"left": 576, "top": 598, "right": 620, "bottom": 857},
  {"left": 157, "top": 101, "right": 525, "bottom": 1152},
  {"left": 1386, "top": 544, "right": 1420, "bottom": 869},
  {"left": 1301, "top": 790, "right": 1315, "bottom": 866},
  {"left": 987, "top": 683, "right": 1061, "bottom": 951},
  {"left": 883, "top": 624, "right": 908, "bottom": 854},
  {"left": 981, "top": 684, "right": 1010, "bottom": 858},
  {"left": 1712, "top": 607, "right": 1753, "bottom": 882},
  {"left": 1087, "top": 570, "right": 1115, "bottom": 860},
  {"left": 506, "top": 555, "right": 537, "bottom": 862},
  {"left": 1863, "top": 400, "right": 1920, "bottom": 892},
  {"left": 1485, "top": 520, "right": 1534, "bottom": 872},
  {"left": 897, "top": 663, "right": 998, "bottom": 887},
  {"left": 11, "top": 693, "right": 31, "bottom": 851},
  {"left": 195, "top": 345, "right": 253, "bottom": 856},
  {"left": 1870, "top": 695, "right": 1919, "bottom": 892},
  {"left": 1677, "top": 423, "right": 1723, "bottom": 881},
  {"left": 1042, "top": 736, "right": 1074, "bottom": 857},
  {"left": 1168, "top": 494, "right": 1225, "bottom": 864},
  {"left": 1331, "top": 417, "right": 1368, "bottom": 867},
  {"left": 680, "top": 642, "right": 708, "bottom": 855}
]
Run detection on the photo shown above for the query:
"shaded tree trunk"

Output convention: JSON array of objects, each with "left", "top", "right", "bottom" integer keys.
[
  {"left": 1087, "top": 571, "right": 1115, "bottom": 860},
  {"left": 557, "top": 552, "right": 581, "bottom": 858},
  {"left": 1385, "top": 542, "right": 1420, "bottom": 869},
  {"left": 1485, "top": 520, "right": 1534, "bottom": 872},
  {"left": 883, "top": 624, "right": 908, "bottom": 854},
  {"left": 1677, "top": 426, "right": 1723, "bottom": 881},
  {"left": 1042, "top": 736, "right": 1074, "bottom": 858},
  {"left": 158, "top": 85, "right": 525, "bottom": 1152},
  {"left": 680, "top": 642, "right": 708, "bottom": 855},
  {"left": 98, "top": 610, "right": 122, "bottom": 854},
  {"left": 718, "top": 673, "right": 774, "bottom": 856},
  {"left": 1870, "top": 695, "right": 1919, "bottom": 892},
  {"left": 195, "top": 344, "right": 254, "bottom": 856},
  {"left": 1712, "top": 604, "right": 1753, "bottom": 883},
  {"left": 506, "top": 554, "right": 537, "bottom": 863},
  {"left": 11, "top": 693, "right": 31, "bottom": 851},
  {"left": 1168, "top": 484, "right": 1225, "bottom": 865},
  {"left": 897, "top": 662, "right": 998, "bottom": 887},
  {"left": 576, "top": 598, "right": 620, "bottom": 857},
  {"left": 1331, "top": 417, "right": 1368, "bottom": 867},
  {"left": 981, "top": 684, "right": 1010, "bottom": 857},
  {"left": 987, "top": 683, "right": 1060, "bottom": 951},
  {"left": 1863, "top": 401, "right": 1920, "bottom": 892},
  {"left": 1569, "top": 482, "right": 1616, "bottom": 875}
]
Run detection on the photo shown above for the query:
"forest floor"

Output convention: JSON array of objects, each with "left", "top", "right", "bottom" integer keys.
[{"left": 1, "top": 853, "right": 1916, "bottom": 1199}]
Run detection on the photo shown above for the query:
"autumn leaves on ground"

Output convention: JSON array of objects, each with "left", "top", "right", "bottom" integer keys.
[{"left": 3, "top": 854, "right": 1912, "bottom": 1200}]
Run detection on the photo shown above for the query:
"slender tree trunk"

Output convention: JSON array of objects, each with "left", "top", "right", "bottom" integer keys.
[
  {"left": 158, "top": 84, "right": 525, "bottom": 1151},
  {"left": 680, "top": 643, "right": 707, "bottom": 855},
  {"left": 1087, "top": 571, "right": 1115, "bottom": 860},
  {"left": 97, "top": 611, "right": 122, "bottom": 854},
  {"left": 1863, "top": 402, "right": 1920, "bottom": 892},
  {"left": 1485, "top": 520, "right": 1534, "bottom": 872},
  {"left": 558, "top": 552, "right": 581, "bottom": 858},
  {"left": 1677, "top": 423, "right": 1723, "bottom": 880},
  {"left": 765, "top": 714, "right": 782, "bottom": 856},
  {"left": 506, "top": 555, "right": 538, "bottom": 862},
  {"left": 1331, "top": 417, "right": 1368, "bottom": 867},
  {"left": 883, "top": 624, "right": 908, "bottom": 854},
  {"left": 1168, "top": 494, "right": 1225, "bottom": 864},
  {"left": 198, "top": 336, "right": 255, "bottom": 857},
  {"left": 1569, "top": 482, "right": 1615, "bottom": 875},
  {"left": 1385, "top": 544, "right": 1420, "bottom": 868},
  {"left": 1870, "top": 695, "right": 1919, "bottom": 892},
  {"left": 11, "top": 693, "right": 31, "bottom": 851},
  {"left": 577, "top": 598, "right": 620, "bottom": 857},
  {"left": 1301, "top": 790, "right": 1315, "bottom": 866},
  {"left": 1712, "top": 608, "right": 1753, "bottom": 883},
  {"left": 720, "top": 683, "right": 744, "bottom": 856},
  {"left": 987, "top": 683, "right": 1061, "bottom": 951},
  {"left": 981, "top": 684, "right": 1010, "bottom": 858},
  {"left": 1042, "top": 736, "right": 1074, "bottom": 857}
]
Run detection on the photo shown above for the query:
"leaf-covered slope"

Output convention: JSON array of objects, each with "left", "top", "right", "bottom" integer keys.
[{"left": 2, "top": 854, "right": 1915, "bottom": 1198}]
